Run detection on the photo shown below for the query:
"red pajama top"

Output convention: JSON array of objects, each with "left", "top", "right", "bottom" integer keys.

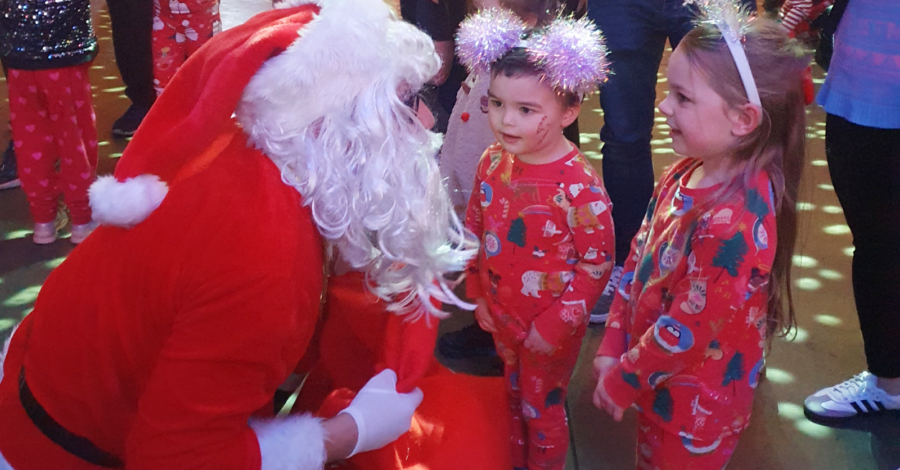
[
  {"left": 598, "top": 158, "right": 777, "bottom": 441},
  {"left": 465, "top": 143, "right": 614, "bottom": 347}
]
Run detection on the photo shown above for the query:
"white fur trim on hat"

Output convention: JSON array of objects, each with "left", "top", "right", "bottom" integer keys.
[
  {"left": 250, "top": 414, "right": 327, "bottom": 470},
  {"left": 89, "top": 175, "right": 169, "bottom": 228},
  {"left": 274, "top": 0, "right": 319, "bottom": 9},
  {"left": 220, "top": 0, "right": 278, "bottom": 30},
  {"left": 237, "top": 0, "right": 438, "bottom": 142}
]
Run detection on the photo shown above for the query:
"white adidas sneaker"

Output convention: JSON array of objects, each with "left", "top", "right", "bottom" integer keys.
[{"left": 804, "top": 371, "right": 900, "bottom": 421}]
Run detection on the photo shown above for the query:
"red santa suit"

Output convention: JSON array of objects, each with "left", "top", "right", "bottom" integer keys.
[{"left": 0, "top": 2, "right": 511, "bottom": 469}]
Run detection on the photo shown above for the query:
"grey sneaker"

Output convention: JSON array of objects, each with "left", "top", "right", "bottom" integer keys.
[
  {"left": 589, "top": 265, "right": 624, "bottom": 324},
  {"left": 0, "top": 142, "right": 19, "bottom": 190},
  {"left": 804, "top": 371, "right": 900, "bottom": 422}
]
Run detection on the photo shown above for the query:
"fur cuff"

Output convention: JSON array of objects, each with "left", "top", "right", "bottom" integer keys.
[
  {"left": 89, "top": 175, "right": 169, "bottom": 228},
  {"left": 250, "top": 414, "right": 327, "bottom": 470},
  {"left": 0, "top": 447, "right": 13, "bottom": 470}
]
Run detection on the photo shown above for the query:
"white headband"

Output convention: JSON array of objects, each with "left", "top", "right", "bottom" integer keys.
[
  {"left": 717, "top": 22, "right": 761, "bottom": 106},
  {"left": 684, "top": 0, "right": 761, "bottom": 107}
]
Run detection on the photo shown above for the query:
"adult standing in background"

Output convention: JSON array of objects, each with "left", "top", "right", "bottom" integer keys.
[
  {"left": 584, "top": 0, "right": 756, "bottom": 323},
  {"left": 107, "top": 0, "right": 155, "bottom": 137},
  {"left": 804, "top": 0, "right": 900, "bottom": 421}
]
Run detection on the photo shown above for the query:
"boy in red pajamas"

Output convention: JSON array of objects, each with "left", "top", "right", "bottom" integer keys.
[
  {"left": 152, "top": 0, "right": 222, "bottom": 95},
  {"left": 458, "top": 11, "right": 613, "bottom": 469}
]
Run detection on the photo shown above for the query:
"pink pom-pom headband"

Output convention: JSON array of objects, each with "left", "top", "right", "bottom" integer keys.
[{"left": 456, "top": 9, "right": 610, "bottom": 97}]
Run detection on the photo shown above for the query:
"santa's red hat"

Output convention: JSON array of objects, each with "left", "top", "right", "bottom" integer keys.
[{"left": 90, "top": 0, "right": 437, "bottom": 227}]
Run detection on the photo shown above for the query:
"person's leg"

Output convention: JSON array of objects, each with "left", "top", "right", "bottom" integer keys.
[
  {"left": 108, "top": 0, "right": 155, "bottom": 109},
  {"left": 518, "top": 331, "right": 583, "bottom": 470},
  {"left": 825, "top": 115, "right": 900, "bottom": 381},
  {"left": 586, "top": 0, "right": 666, "bottom": 323},
  {"left": 805, "top": 114, "right": 900, "bottom": 420},
  {"left": 7, "top": 70, "right": 59, "bottom": 240},
  {"left": 494, "top": 335, "right": 528, "bottom": 469},
  {"left": 152, "top": 13, "right": 186, "bottom": 96},
  {"left": 108, "top": 0, "right": 155, "bottom": 135},
  {"left": 636, "top": 414, "right": 739, "bottom": 469},
  {"left": 185, "top": 4, "right": 222, "bottom": 57},
  {"left": 0, "top": 62, "right": 19, "bottom": 190},
  {"left": 588, "top": 0, "right": 665, "bottom": 266},
  {"left": 43, "top": 64, "right": 98, "bottom": 227}
]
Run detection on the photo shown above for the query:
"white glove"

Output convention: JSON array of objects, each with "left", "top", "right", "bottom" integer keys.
[{"left": 339, "top": 369, "right": 424, "bottom": 457}]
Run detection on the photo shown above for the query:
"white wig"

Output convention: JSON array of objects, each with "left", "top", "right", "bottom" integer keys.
[{"left": 237, "top": 8, "right": 478, "bottom": 319}]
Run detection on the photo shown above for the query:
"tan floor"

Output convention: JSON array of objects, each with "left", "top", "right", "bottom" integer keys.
[{"left": 0, "top": 2, "right": 898, "bottom": 470}]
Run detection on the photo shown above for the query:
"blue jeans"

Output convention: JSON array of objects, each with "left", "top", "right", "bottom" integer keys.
[{"left": 586, "top": 0, "right": 755, "bottom": 264}]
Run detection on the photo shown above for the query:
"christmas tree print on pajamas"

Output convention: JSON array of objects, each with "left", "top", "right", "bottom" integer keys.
[{"left": 599, "top": 158, "right": 778, "bottom": 444}]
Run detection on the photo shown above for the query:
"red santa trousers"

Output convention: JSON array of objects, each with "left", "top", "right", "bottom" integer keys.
[
  {"left": 636, "top": 414, "right": 741, "bottom": 470},
  {"left": 7, "top": 64, "right": 98, "bottom": 225},
  {"left": 152, "top": 1, "right": 221, "bottom": 95},
  {"left": 494, "top": 327, "right": 585, "bottom": 470}
]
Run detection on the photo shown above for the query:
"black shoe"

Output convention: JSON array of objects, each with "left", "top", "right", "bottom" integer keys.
[
  {"left": 0, "top": 141, "right": 20, "bottom": 190},
  {"left": 112, "top": 104, "right": 150, "bottom": 137},
  {"left": 437, "top": 323, "right": 497, "bottom": 359}
]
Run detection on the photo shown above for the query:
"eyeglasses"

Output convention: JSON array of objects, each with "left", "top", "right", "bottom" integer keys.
[{"left": 403, "top": 92, "right": 421, "bottom": 113}]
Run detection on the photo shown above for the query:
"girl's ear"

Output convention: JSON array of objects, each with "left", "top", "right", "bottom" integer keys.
[
  {"left": 561, "top": 102, "right": 581, "bottom": 128},
  {"left": 729, "top": 103, "right": 762, "bottom": 137}
]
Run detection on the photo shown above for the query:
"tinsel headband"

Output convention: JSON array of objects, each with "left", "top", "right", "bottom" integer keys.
[
  {"left": 456, "top": 9, "right": 610, "bottom": 96},
  {"left": 684, "top": 0, "right": 761, "bottom": 106}
]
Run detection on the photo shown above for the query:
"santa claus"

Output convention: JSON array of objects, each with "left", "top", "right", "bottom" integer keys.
[{"left": 0, "top": 0, "right": 491, "bottom": 468}]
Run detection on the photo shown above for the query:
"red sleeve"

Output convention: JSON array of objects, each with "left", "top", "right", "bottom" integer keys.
[
  {"left": 125, "top": 223, "right": 323, "bottom": 469},
  {"left": 532, "top": 159, "right": 615, "bottom": 348},
  {"left": 603, "top": 195, "right": 777, "bottom": 410},
  {"left": 780, "top": 0, "right": 813, "bottom": 33},
  {"left": 464, "top": 147, "right": 492, "bottom": 301},
  {"left": 598, "top": 162, "right": 682, "bottom": 358}
]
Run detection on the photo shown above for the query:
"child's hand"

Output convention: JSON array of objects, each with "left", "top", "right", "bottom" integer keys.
[
  {"left": 523, "top": 324, "right": 556, "bottom": 356},
  {"left": 473, "top": 298, "right": 497, "bottom": 333},
  {"left": 593, "top": 376, "right": 625, "bottom": 422},
  {"left": 592, "top": 355, "right": 620, "bottom": 382}
]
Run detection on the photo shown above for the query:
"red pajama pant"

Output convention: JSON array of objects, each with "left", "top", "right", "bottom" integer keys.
[
  {"left": 7, "top": 64, "right": 98, "bottom": 225},
  {"left": 494, "top": 328, "right": 584, "bottom": 470},
  {"left": 152, "top": 0, "right": 221, "bottom": 95},
  {"left": 636, "top": 414, "right": 741, "bottom": 470}
]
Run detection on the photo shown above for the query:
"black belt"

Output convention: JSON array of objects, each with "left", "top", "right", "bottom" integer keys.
[{"left": 19, "top": 367, "right": 124, "bottom": 468}]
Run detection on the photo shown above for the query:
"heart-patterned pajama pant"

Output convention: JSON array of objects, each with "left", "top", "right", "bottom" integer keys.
[{"left": 7, "top": 64, "right": 98, "bottom": 225}]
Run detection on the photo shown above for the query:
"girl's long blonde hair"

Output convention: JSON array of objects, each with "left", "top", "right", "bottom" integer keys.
[{"left": 678, "top": 18, "right": 810, "bottom": 340}]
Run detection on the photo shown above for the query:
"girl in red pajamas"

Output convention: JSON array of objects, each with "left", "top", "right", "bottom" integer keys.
[
  {"left": 152, "top": 0, "right": 222, "bottom": 95},
  {"left": 457, "top": 11, "right": 612, "bottom": 470},
  {"left": 591, "top": 9, "right": 810, "bottom": 470},
  {"left": 0, "top": 0, "right": 99, "bottom": 244}
]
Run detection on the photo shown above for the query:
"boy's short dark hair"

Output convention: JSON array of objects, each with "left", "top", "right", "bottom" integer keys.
[{"left": 490, "top": 47, "right": 581, "bottom": 108}]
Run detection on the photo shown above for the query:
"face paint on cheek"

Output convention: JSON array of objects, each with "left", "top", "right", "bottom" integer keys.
[{"left": 535, "top": 115, "right": 549, "bottom": 145}]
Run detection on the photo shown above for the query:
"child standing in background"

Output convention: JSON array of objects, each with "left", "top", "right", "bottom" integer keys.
[
  {"left": 458, "top": 11, "right": 612, "bottom": 469},
  {"left": 440, "top": 0, "right": 555, "bottom": 216},
  {"left": 153, "top": 0, "right": 222, "bottom": 95},
  {"left": 592, "top": 4, "right": 809, "bottom": 468},
  {"left": 0, "top": 0, "right": 99, "bottom": 244}
]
